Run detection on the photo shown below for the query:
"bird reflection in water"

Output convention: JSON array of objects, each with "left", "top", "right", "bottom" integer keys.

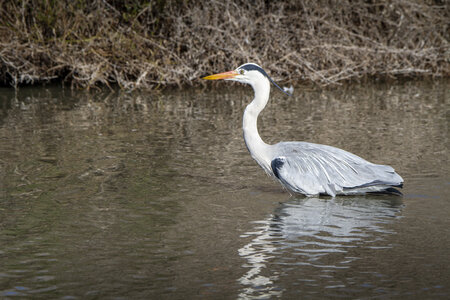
[{"left": 237, "top": 196, "right": 403, "bottom": 299}]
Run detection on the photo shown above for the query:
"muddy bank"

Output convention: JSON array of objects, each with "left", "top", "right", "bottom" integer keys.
[{"left": 0, "top": 0, "right": 448, "bottom": 90}]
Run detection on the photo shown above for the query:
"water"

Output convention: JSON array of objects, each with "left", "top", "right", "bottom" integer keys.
[{"left": 0, "top": 80, "right": 448, "bottom": 299}]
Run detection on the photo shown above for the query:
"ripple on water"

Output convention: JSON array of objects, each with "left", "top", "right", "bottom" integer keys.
[{"left": 238, "top": 196, "right": 403, "bottom": 299}]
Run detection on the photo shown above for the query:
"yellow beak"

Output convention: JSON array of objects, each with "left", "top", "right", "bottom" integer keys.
[{"left": 202, "top": 70, "right": 238, "bottom": 80}]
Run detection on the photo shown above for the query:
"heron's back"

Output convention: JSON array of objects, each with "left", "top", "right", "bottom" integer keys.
[{"left": 270, "top": 141, "right": 403, "bottom": 196}]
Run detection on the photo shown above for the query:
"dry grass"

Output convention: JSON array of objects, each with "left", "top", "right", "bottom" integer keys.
[{"left": 0, "top": 0, "right": 448, "bottom": 90}]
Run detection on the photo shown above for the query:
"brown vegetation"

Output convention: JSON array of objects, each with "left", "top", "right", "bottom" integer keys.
[{"left": 0, "top": 0, "right": 448, "bottom": 89}]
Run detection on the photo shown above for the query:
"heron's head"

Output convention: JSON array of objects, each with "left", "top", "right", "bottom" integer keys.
[{"left": 202, "top": 63, "right": 291, "bottom": 96}]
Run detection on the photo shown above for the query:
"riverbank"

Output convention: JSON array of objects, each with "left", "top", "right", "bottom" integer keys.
[{"left": 0, "top": 0, "right": 448, "bottom": 90}]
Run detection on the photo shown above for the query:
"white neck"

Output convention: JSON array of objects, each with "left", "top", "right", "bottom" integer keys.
[{"left": 243, "top": 76, "right": 272, "bottom": 173}]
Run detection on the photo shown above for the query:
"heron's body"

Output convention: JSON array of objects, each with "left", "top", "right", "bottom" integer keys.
[{"left": 203, "top": 63, "right": 403, "bottom": 197}]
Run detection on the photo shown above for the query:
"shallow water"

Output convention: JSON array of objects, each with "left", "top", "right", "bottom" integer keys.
[{"left": 0, "top": 80, "right": 449, "bottom": 299}]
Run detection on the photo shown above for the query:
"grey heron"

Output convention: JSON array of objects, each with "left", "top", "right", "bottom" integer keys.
[{"left": 203, "top": 63, "right": 403, "bottom": 196}]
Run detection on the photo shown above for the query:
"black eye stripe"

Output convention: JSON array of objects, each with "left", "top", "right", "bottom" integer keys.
[
  {"left": 238, "top": 63, "right": 291, "bottom": 96},
  {"left": 240, "top": 64, "right": 268, "bottom": 78}
]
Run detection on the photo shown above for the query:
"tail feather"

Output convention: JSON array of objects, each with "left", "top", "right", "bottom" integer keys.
[
  {"left": 341, "top": 184, "right": 403, "bottom": 196},
  {"left": 368, "top": 187, "right": 403, "bottom": 196}
]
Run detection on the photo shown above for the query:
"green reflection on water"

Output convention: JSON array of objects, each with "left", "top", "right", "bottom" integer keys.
[{"left": 0, "top": 80, "right": 449, "bottom": 298}]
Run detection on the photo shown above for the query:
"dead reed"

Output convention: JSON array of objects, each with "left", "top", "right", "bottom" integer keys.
[{"left": 0, "top": 0, "right": 448, "bottom": 89}]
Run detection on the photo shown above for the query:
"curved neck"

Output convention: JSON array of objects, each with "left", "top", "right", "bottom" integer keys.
[{"left": 243, "top": 77, "right": 272, "bottom": 171}]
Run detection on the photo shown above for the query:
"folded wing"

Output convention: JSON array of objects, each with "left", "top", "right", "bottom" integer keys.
[{"left": 270, "top": 142, "right": 403, "bottom": 196}]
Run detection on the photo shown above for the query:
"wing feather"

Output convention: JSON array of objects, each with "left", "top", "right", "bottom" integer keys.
[{"left": 270, "top": 142, "right": 403, "bottom": 196}]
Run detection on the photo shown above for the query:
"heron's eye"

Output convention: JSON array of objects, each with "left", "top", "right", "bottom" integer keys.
[{"left": 239, "top": 69, "right": 245, "bottom": 75}]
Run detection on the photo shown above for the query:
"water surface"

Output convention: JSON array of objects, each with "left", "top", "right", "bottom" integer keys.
[{"left": 0, "top": 80, "right": 449, "bottom": 299}]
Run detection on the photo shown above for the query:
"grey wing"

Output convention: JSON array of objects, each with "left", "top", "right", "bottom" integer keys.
[{"left": 270, "top": 142, "right": 403, "bottom": 196}]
